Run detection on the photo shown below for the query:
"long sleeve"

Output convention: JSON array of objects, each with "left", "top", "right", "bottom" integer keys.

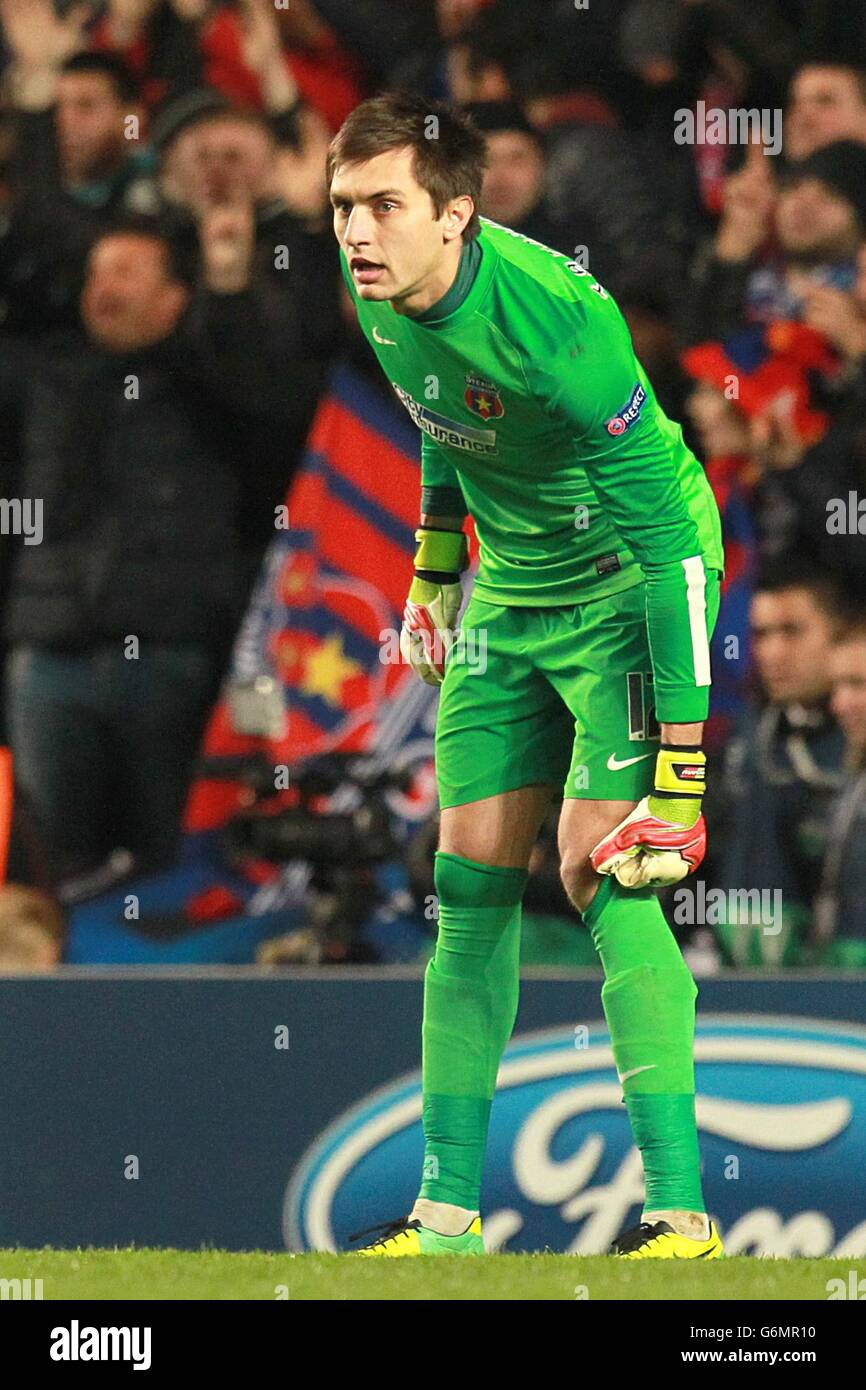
[
  {"left": 530, "top": 294, "right": 715, "bottom": 723},
  {"left": 421, "top": 432, "right": 467, "bottom": 518}
]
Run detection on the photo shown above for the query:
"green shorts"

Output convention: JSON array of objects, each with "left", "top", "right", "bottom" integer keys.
[{"left": 435, "top": 573, "right": 721, "bottom": 809}]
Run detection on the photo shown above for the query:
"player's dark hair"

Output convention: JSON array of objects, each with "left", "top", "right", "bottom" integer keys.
[
  {"left": 61, "top": 50, "right": 141, "bottom": 105},
  {"left": 327, "top": 91, "right": 488, "bottom": 242}
]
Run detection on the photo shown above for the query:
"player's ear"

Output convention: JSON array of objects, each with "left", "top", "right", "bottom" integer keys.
[{"left": 443, "top": 195, "right": 474, "bottom": 242}]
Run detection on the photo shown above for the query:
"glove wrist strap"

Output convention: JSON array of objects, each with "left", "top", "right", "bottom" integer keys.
[
  {"left": 413, "top": 526, "right": 468, "bottom": 579},
  {"left": 654, "top": 744, "right": 706, "bottom": 800},
  {"left": 415, "top": 569, "right": 463, "bottom": 584}
]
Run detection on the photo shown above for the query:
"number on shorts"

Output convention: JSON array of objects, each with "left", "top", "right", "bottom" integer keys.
[{"left": 626, "top": 671, "right": 660, "bottom": 742}]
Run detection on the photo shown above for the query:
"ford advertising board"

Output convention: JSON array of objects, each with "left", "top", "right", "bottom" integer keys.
[{"left": 287, "top": 1017, "right": 866, "bottom": 1257}]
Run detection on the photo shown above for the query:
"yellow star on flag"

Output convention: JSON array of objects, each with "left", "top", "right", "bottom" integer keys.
[{"left": 300, "top": 632, "right": 363, "bottom": 706}]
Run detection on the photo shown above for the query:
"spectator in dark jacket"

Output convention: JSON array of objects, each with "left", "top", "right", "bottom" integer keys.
[
  {"left": 764, "top": 364, "right": 866, "bottom": 598},
  {"left": 812, "top": 619, "right": 866, "bottom": 965},
  {"left": 707, "top": 563, "right": 849, "bottom": 966},
  {"left": 1, "top": 215, "right": 322, "bottom": 883},
  {"left": 738, "top": 243, "right": 866, "bottom": 594},
  {"left": 152, "top": 95, "right": 340, "bottom": 366},
  {"left": 0, "top": 0, "right": 156, "bottom": 335}
]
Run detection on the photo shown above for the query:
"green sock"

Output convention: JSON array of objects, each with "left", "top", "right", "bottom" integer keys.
[
  {"left": 582, "top": 875, "right": 706, "bottom": 1214},
  {"left": 420, "top": 851, "right": 528, "bottom": 1209}
]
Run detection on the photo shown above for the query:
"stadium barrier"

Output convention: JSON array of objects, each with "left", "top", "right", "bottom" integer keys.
[{"left": 3, "top": 970, "right": 865, "bottom": 1256}]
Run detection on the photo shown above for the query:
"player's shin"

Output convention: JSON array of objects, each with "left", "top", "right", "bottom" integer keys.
[
  {"left": 417, "top": 851, "right": 528, "bottom": 1229},
  {"left": 582, "top": 876, "right": 708, "bottom": 1231}
]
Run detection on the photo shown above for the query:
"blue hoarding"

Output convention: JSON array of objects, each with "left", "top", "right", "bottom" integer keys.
[{"left": 1, "top": 971, "right": 865, "bottom": 1255}]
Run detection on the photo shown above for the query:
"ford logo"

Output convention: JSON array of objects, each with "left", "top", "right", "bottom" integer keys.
[{"left": 285, "top": 1017, "right": 866, "bottom": 1256}]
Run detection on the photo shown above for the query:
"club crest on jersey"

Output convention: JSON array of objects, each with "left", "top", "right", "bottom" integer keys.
[
  {"left": 464, "top": 373, "right": 505, "bottom": 420},
  {"left": 606, "top": 383, "right": 647, "bottom": 436}
]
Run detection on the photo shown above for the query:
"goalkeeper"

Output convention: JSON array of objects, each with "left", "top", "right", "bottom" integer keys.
[{"left": 329, "top": 93, "right": 724, "bottom": 1261}]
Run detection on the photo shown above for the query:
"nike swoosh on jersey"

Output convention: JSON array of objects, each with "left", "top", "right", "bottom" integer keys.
[
  {"left": 606, "top": 751, "right": 655, "bottom": 771},
  {"left": 617, "top": 1063, "right": 658, "bottom": 1084},
  {"left": 373, "top": 326, "right": 397, "bottom": 345}
]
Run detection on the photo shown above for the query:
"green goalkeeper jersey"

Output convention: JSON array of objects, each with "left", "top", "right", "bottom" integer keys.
[{"left": 340, "top": 217, "right": 724, "bottom": 723}]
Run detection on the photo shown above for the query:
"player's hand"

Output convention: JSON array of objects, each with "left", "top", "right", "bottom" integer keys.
[
  {"left": 400, "top": 577, "right": 463, "bottom": 684},
  {"left": 590, "top": 746, "right": 707, "bottom": 888},
  {"left": 399, "top": 526, "right": 468, "bottom": 686}
]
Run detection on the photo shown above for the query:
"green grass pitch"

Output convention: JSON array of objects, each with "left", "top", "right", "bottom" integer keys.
[{"left": 1, "top": 1249, "right": 864, "bottom": 1300}]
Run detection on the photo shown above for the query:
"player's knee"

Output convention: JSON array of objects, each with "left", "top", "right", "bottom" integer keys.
[
  {"left": 438, "top": 806, "right": 496, "bottom": 866},
  {"left": 559, "top": 852, "right": 598, "bottom": 912}
]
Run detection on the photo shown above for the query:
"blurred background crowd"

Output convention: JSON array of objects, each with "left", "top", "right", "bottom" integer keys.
[{"left": 1, "top": 0, "right": 866, "bottom": 971}]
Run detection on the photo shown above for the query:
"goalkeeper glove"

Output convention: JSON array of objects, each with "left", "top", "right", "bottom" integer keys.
[
  {"left": 589, "top": 745, "right": 707, "bottom": 888},
  {"left": 400, "top": 525, "right": 469, "bottom": 685}
]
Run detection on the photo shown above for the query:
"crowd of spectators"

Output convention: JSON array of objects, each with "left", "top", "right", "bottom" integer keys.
[{"left": 1, "top": 0, "right": 866, "bottom": 968}]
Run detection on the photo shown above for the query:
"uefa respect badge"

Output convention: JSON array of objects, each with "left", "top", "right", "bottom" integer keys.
[{"left": 606, "top": 383, "right": 647, "bottom": 436}]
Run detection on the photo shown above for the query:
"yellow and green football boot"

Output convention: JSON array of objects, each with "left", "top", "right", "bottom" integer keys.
[
  {"left": 350, "top": 1215, "right": 484, "bottom": 1257},
  {"left": 610, "top": 1219, "right": 724, "bottom": 1259}
]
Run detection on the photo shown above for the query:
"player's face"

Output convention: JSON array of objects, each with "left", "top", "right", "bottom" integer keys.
[
  {"left": 829, "top": 639, "right": 866, "bottom": 753},
  {"left": 331, "top": 146, "right": 466, "bottom": 311},
  {"left": 750, "top": 588, "right": 839, "bottom": 706}
]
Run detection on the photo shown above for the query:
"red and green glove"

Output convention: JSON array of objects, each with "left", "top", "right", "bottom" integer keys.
[
  {"left": 400, "top": 526, "right": 469, "bottom": 685},
  {"left": 590, "top": 745, "right": 707, "bottom": 888}
]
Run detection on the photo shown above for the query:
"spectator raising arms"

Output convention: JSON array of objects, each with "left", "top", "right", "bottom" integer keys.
[
  {"left": 684, "top": 139, "right": 866, "bottom": 343},
  {"left": 1, "top": 215, "right": 318, "bottom": 883},
  {"left": 0, "top": 0, "right": 153, "bottom": 335},
  {"left": 91, "top": 0, "right": 365, "bottom": 128}
]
